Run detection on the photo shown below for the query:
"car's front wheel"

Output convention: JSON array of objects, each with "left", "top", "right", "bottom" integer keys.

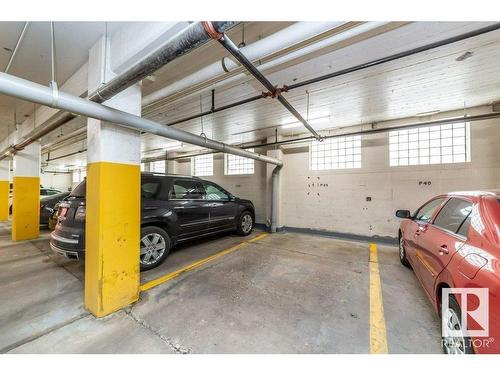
[
  {"left": 140, "top": 226, "right": 171, "bottom": 271},
  {"left": 442, "top": 294, "right": 475, "bottom": 354},
  {"left": 236, "top": 211, "right": 254, "bottom": 236},
  {"left": 398, "top": 234, "right": 411, "bottom": 268}
]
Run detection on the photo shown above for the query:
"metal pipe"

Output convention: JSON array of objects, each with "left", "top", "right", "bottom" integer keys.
[
  {"left": 216, "top": 32, "right": 321, "bottom": 139},
  {"left": 0, "top": 21, "right": 236, "bottom": 160},
  {"left": 41, "top": 126, "right": 86, "bottom": 153},
  {"left": 0, "top": 72, "right": 282, "bottom": 166},
  {"left": 270, "top": 165, "right": 282, "bottom": 233},
  {"left": 143, "top": 21, "right": 346, "bottom": 107},
  {"left": 89, "top": 21, "right": 235, "bottom": 103},
  {"left": 4, "top": 22, "right": 30, "bottom": 73},
  {"left": 151, "top": 22, "right": 500, "bottom": 132},
  {"left": 50, "top": 22, "right": 56, "bottom": 82},
  {"left": 164, "top": 111, "right": 500, "bottom": 162}
]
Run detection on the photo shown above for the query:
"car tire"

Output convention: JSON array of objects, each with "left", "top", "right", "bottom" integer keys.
[
  {"left": 441, "top": 294, "right": 475, "bottom": 354},
  {"left": 140, "top": 226, "right": 171, "bottom": 271},
  {"left": 236, "top": 211, "right": 254, "bottom": 236},
  {"left": 398, "top": 234, "right": 411, "bottom": 268}
]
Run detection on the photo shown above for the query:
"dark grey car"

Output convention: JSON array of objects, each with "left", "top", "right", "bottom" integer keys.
[
  {"left": 40, "top": 192, "right": 70, "bottom": 227},
  {"left": 50, "top": 173, "right": 256, "bottom": 271}
]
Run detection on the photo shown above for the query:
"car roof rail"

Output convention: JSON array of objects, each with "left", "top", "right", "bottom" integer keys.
[{"left": 140, "top": 171, "right": 201, "bottom": 179}]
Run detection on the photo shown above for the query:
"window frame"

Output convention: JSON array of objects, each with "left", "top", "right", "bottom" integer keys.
[
  {"left": 150, "top": 160, "right": 166, "bottom": 174},
  {"left": 224, "top": 149, "right": 255, "bottom": 176},
  {"left": 309, "top": 135, "right": 362, "bottom": 171},
  {"left": 389, "top": 122, "right": 471, "bottom": 167},
  {"left": 192, "top": 153, "right": 214, "bottom": 177}
]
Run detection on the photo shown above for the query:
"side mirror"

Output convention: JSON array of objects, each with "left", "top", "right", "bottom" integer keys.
[{"left": 395, "top": 210, "right": 411, "bottom": 219}]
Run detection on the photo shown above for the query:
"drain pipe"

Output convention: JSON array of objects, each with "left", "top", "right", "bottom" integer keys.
[
  {"left": 270, "top": 165, "right": 282, "bottom": 233},
  {"left": 0, "top": 21, "right": 236, "bottom": 160}
]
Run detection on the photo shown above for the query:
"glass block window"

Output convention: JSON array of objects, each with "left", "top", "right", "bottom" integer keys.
[
  {"left": 310, "top": 136, "right": 361, "bottom": 170},
  {"left": 192, "top": 154, "right": 213, "bottom": 176},
  {"left": 224, "top": 148, "right": 255, "bottom": 175},
  {"left": 150, "top": 160, "right": 165, "bottom": 173},
  {"left": 389, "top": 123, "right": 470, "bottom": 166}
]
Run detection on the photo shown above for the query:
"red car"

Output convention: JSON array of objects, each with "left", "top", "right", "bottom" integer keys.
[{"left": 396, "top": 191, "right": 500, "bottom": 354}]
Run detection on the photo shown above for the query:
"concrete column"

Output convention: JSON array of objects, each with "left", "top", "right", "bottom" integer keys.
[
  {"left": 84, "top": 37, "right": 142, "bottom": 317},
  {"left": 0, "top": 160, "right": 9, "bottom": 221},
  {"left": 266, "top": 136, "right": 284, "bottom": 231},
  {"left": 12, "top": 141, "right": 41, "bottom": 240},
  {"left": 167, "top": 159, "right": 177, "bottom": 174}
]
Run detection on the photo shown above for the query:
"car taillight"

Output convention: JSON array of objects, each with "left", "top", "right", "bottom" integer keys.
[
  {"left": 40, "top": 203, "right": 44, "bottom": 209},
  {"left": 75, "top": 205, "right": 86, "bottom": 221}
]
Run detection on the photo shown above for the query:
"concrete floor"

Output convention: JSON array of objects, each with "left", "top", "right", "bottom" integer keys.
[{"left": 0, "top": 221, "right": 441, "bottom": 353}]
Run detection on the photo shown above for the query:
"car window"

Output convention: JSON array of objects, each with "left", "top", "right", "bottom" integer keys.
[
  {"left": 204, "top": 183, "right": 229, "bottom": 201},
  {"left": 414, "top": 198, "right": 446, "bottom": 222},
  {"left": 141, "top": 180, "right": 162, "bottom": 200},
  {"left": 433, "top": 198, "right": 473, "bottom": 235},
  {"left": 40, "top": 189, "right": 48, "bottom": 196},
  {"left": 169, "top": 179, "right": 205, "bottom": 200}
]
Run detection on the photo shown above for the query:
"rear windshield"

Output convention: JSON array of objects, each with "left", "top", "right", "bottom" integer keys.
[
  {"left": 68, "top": 177, "right": 162, "bottom": 199},
  {"left": 70, "top": 180, "right": 86, "bottom": 198}
]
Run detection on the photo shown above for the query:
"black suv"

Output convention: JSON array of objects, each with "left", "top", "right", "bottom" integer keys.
[{"left": 50, "top": 173, "right": 255, "bottom": 270}]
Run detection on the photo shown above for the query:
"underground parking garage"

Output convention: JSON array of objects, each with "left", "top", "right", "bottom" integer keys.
[{"left": 1, "top": 5, "right": 500, "bottom": 363}]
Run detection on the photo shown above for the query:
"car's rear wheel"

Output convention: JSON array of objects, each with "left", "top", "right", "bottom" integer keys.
[
  {"left": 398, "top": 234, "right": 411, "bottom": 268},
  {"left": 236, "top": 211, "right": 253, "bottom": 236},
  {"left": 442, "top": 295, "right": 475, "bottom": 354},
  {"left": 140, "top": 226, "right": 171, "bottom": 271}
]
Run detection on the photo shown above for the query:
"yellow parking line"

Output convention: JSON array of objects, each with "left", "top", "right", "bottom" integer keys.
[
  {"left": 369, "top": 243, "right": 388, "bottom": 354},
  {"left": 139, "top": 232, "right": 269, "bottom": 292}
]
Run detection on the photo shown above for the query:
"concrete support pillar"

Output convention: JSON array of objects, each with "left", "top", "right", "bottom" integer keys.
[
  {"left": 167, "top": 159, "right": 177, "bottom": 174},
  {"left": 266, "top": 136, "right": 283, "bottom": 231},
  {"left": 12, "top": 142, "right": 41, "bottom": 240},
  {"left": 84, "top": 37, "right": 142, "bottom": 317},
  {"left": 0, "top": 160, "right": 9, "bottom": 221}
]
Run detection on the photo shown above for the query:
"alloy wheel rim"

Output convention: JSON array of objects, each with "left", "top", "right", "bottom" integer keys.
[
  {"left": 241, "top": 214, "right": 253, "bottom": 233},
  {"left": 443, "top": 308, "right": 466, "bottom": 354},
  {"left": 140, "top": 233, "right": 166, "bottom": 265}
]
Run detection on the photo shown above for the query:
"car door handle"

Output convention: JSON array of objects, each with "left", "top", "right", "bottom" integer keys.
[{"left": 439, "top": 245, "right": 449, "bottom": 254}]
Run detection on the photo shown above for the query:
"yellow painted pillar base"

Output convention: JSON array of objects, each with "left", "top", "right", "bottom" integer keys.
[
  {"left": 0, "top": 180, "right": 8, "bottom": 221},
  {"left": 84, "top": 161, "right": 141, "bottom": 317},
  {"left": 12, "top": 176, "right": 40, "bottom": 241}
]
